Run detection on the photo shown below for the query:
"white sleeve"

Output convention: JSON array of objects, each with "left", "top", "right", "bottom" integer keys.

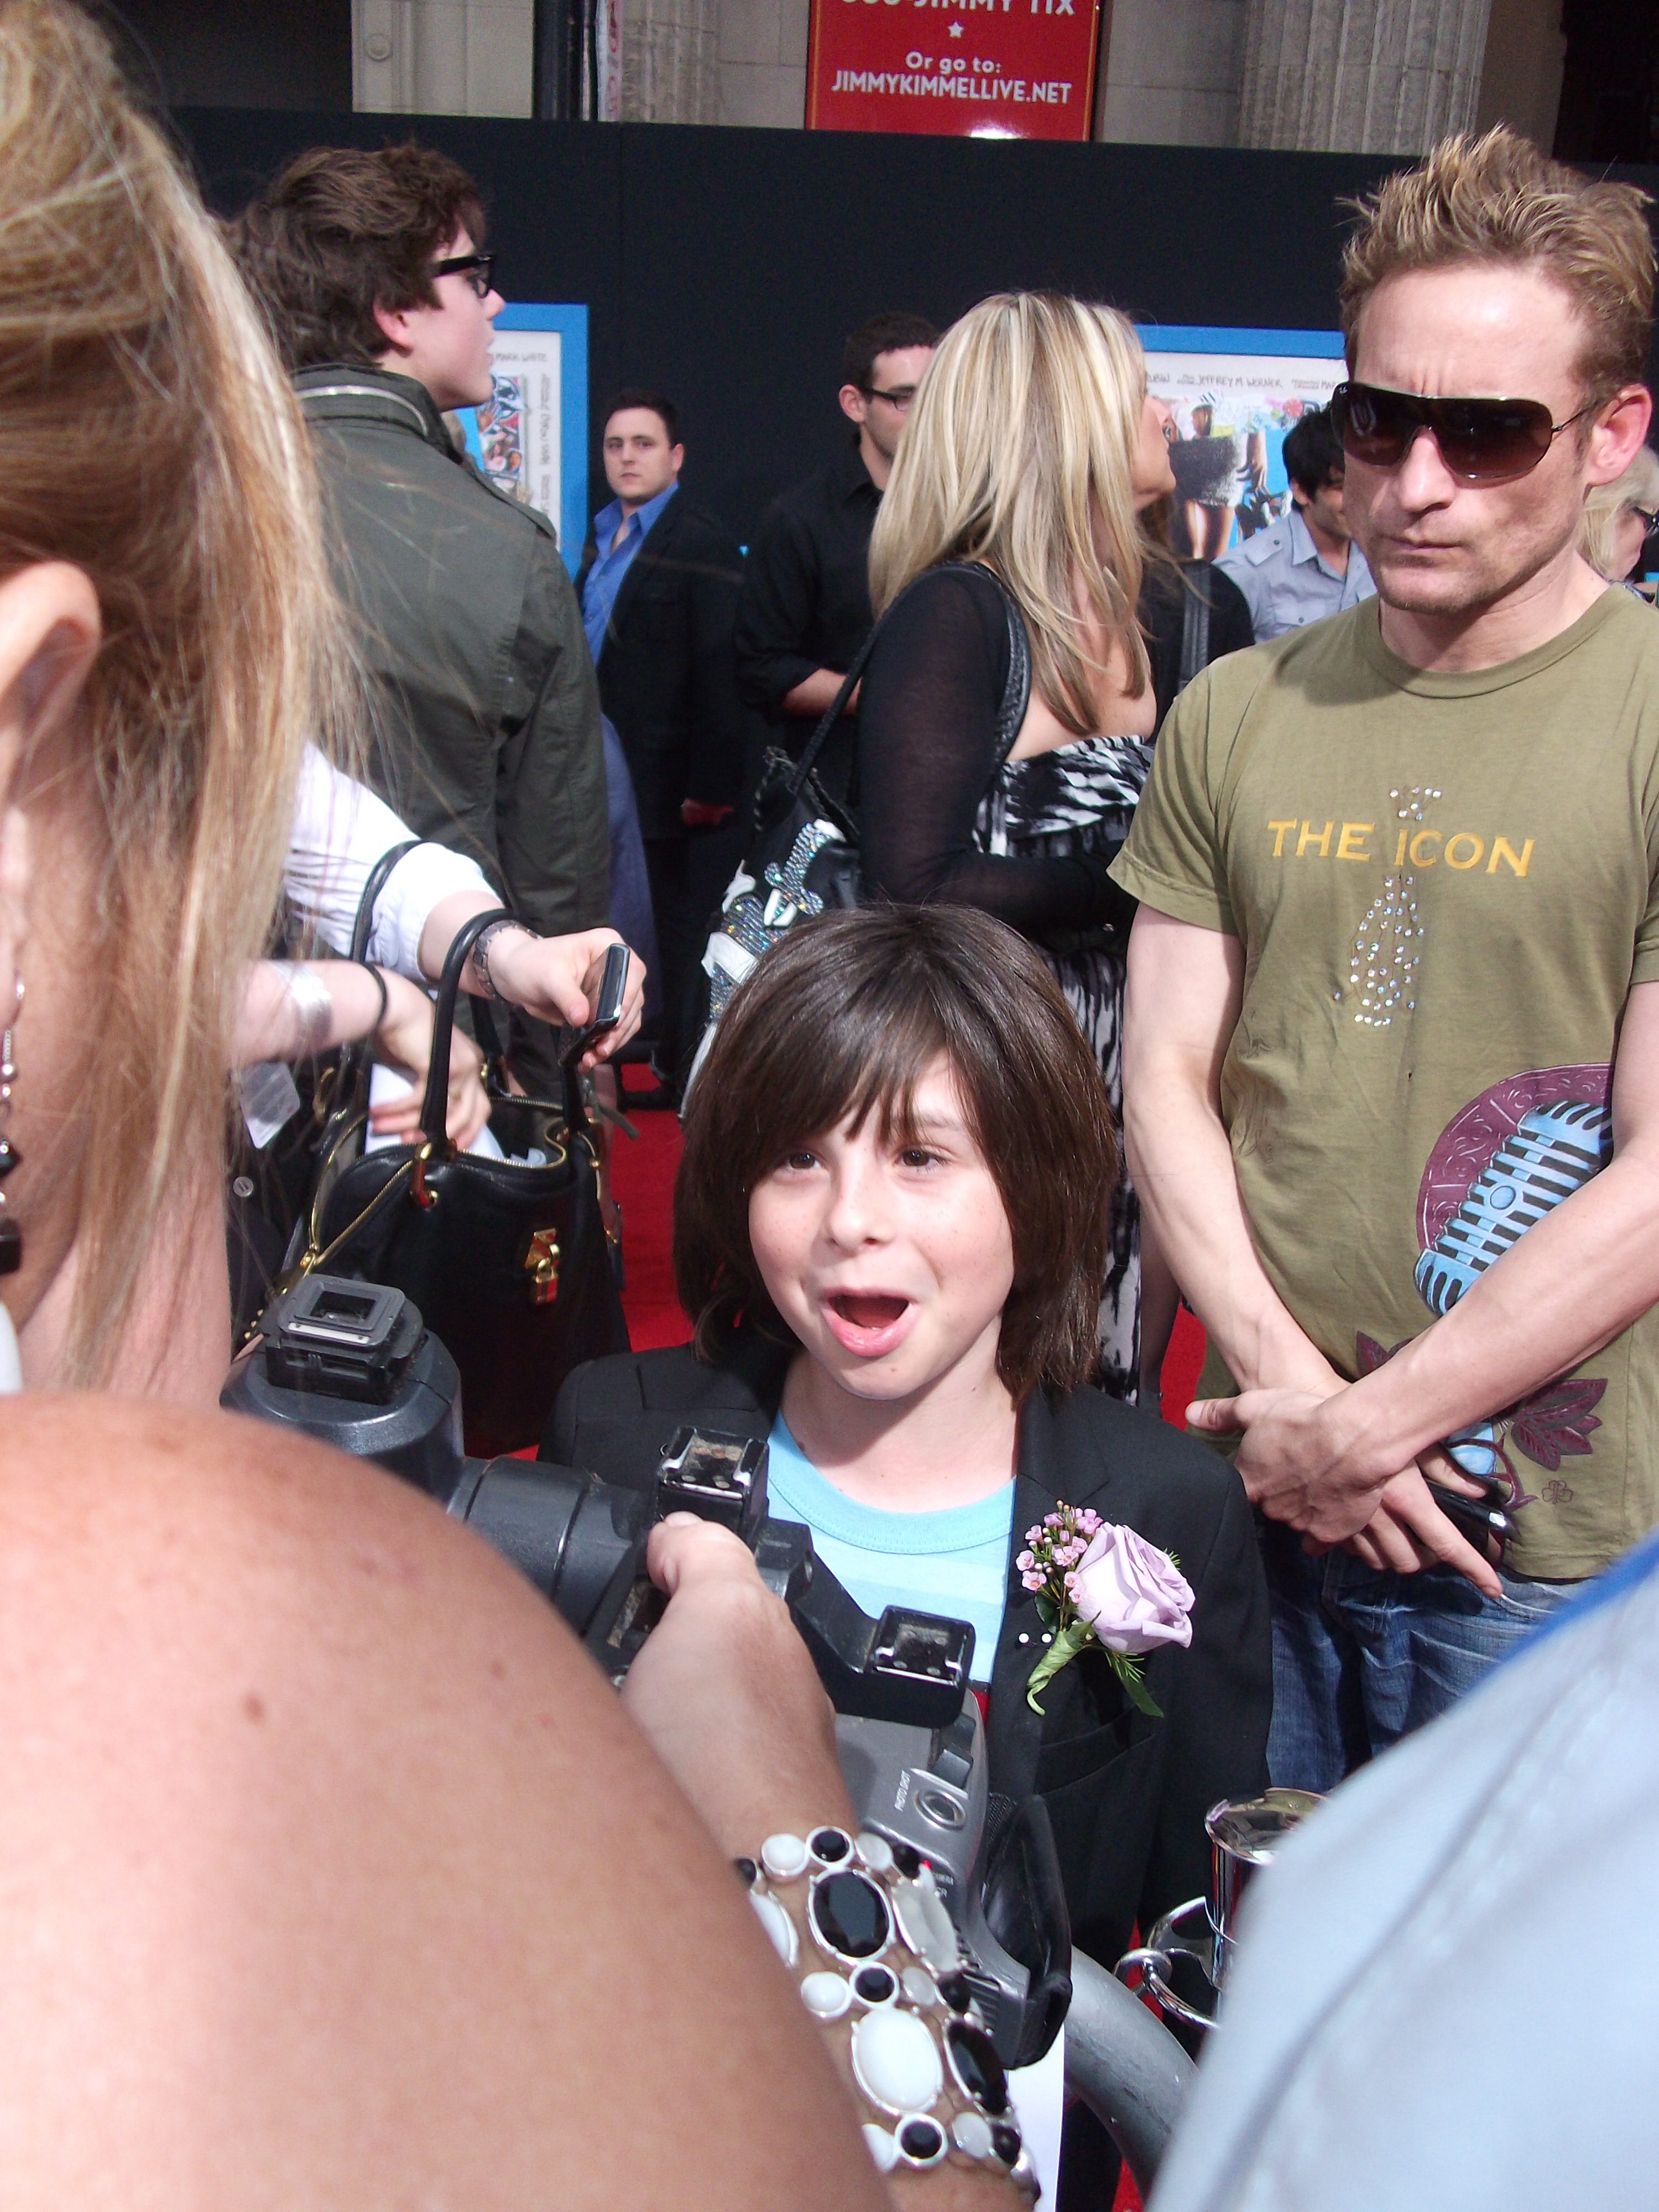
[{"left": 285, "top": 745, "right": 495, "bottom": 980}]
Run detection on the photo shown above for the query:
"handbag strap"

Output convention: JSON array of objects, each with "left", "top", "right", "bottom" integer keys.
[
  {"left": 418, "top": 906, "right": 596, "bottom": 1151},
  {"left": 352, "top": 837, "right": 422, "bottom": 961},
  {"left": 982, "top": 567, "right": 1032, "bottom": 775},
  {"left": 420, "top": 906, "right": 512, "bottom": 1145},
  {"left": 1177, "top": 570, "right": 1212, "bottom": 696},
  {"left": 789, "top": 560, "right": 1032, "bottom": 808},
  {"left": 311, "top": 835, "right": 426, "bottom": 1152}
]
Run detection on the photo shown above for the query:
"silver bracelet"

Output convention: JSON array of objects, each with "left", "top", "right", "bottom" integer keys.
[
  {"left": 270, "top": 960, "right": 334, "bottom": 1055},
  {"left": 738, "top": 1826, "right": 1041, "bottom": 2200},
  {"left": 472, "top": 916, "right": 535, "bottom": 1003}
]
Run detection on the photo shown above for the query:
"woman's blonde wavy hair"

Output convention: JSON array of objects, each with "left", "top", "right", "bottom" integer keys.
[
  {"left": 868, "top": 292, "right": 1150, "bottom": 734},
  {"left": 0, "top": 0, "right": 347, "bottom": 1383},
  {"left": 1581, "top": 445, "right": 1659, "bottom": 580}
]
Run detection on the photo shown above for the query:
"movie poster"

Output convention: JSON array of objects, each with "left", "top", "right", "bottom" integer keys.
[
  {"left": 807, "top": 0, "right": 1101, "bottom": 141},
  {"left": 457, "top": 304, "right": 589, "bottom": 577},
  {"left": 1140, "top": 327, "right": 1347, "bottom": 560},
  {"left": 476, "top": 333, "right": 561, "bottom": 519}
]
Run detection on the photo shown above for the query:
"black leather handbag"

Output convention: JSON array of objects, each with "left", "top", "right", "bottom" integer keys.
[
  {"left": 285, "top": 905, "right": 629, "bottom": 1456},
  {"left": 689, "top": 561, "right": 1031, "bottom": 1089}
]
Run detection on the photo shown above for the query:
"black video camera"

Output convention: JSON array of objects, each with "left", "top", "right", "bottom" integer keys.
[
  {"left": 227, "top": 1274, "right": 972, "bottom": 1724},
  {"left": 223, "top": 1275, "right": 1070, "bottom": 2063}
]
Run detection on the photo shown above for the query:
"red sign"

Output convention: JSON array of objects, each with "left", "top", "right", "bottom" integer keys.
[{"left": 807, "top": 0, "right": 1100, "bottom": 142}]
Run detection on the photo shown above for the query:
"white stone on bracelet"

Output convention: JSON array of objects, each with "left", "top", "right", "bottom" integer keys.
[
  {"left": 863, "top": 2122, "right": 900, "bottom": 2173},
  {"left": 800, "top": 1970, "right": 853, "bottom": 2020},
  {"left": 854, "top": 1830, "right": 894, "bottom": 1874},
  {"left": 761, "top": 1831, "right": 810, "bottom": 1880},
  {"left": 893, "top": 1865, "right": 958, "bottom": 1972},
  {"left": 952, "top": 2110, "right": 995, "bottom": 2158},
  {"left": 851, "top": 2006, "right": 945, "bottom": 2114},
  {"left": 749, "top": 1888, "right": 798, "bottom": 1968}
]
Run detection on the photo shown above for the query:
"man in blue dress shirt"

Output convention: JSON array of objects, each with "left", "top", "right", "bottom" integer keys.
[
  {"left": 1217, "top": 405, "right": 1376, "bottom": 640},
  {"left": 577, "top": 390, "right": 747, "bottom": 1092}
]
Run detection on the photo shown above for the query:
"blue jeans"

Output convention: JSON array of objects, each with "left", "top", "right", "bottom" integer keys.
[{"left": 1262, "top": 1516, "right": 1578, "bottom": 1792}]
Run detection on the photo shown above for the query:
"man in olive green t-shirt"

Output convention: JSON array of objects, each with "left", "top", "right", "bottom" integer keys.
[{"left": 1112, "top": 129, "right": 1659, "bottom": 1790}]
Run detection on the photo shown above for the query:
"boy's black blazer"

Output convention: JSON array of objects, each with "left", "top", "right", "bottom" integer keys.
[
  {"left": 576, "top": 494, "right": 748, "bottom": 838},
  {"left": 547, "top": 1337, "right": 1271, "bottom": 1973}
]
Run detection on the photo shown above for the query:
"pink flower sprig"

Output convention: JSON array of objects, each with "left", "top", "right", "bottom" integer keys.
[{"left": 1017, "top": 1505, "right": 1106, "bottom": 1628}]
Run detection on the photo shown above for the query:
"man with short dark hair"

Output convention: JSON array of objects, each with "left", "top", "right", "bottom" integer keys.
[
  {"left": 1217, "top": 405, "right": 1375, "bottom": 639},
  {"left": 232, "top": 143, "right": 609, "bottom": 1095},
  {"left": 734, "top": 311, "right": 937, "bottom": 750},
  {"left": 577, "top": 389, "right": 746, "bottom": 1088},
  {"left": 1114, "top": 128, "right": 1659, "bottom": 1787}
]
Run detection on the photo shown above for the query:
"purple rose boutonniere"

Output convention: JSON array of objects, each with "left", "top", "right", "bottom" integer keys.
[{"left": 1019, "top": 1504, "right": 1195, "bottom": 1717}]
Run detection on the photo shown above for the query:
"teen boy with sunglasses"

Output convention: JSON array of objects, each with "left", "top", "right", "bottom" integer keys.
[{"left": 1113, "top": 128, "right": 1659, "bottom": 1791}]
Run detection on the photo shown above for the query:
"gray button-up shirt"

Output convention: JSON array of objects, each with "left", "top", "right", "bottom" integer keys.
[{"left": 1215, "top": 504, "right": 1376, "bottom": 641}]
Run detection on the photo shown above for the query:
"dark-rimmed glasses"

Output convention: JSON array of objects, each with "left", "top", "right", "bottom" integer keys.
[
  {"left": 1329, "top": 380, "right": 1595, "bottom": 488},
  {"left": 863, "top": 384, "right": 918, "bottom": 410},
  {"left": 1629, "top": 502, "right": 1659, "bottom": 535},
  {"left": 432, "top": 250, "right": 495, "bottom": 299}
]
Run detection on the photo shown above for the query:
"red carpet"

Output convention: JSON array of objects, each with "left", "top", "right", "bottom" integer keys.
[
  {"left": 613, "top": 1070, "right": 1183, "bottom": 2210},
  {"left": 1161, "top": 1304, "right": 1208, "bottom": 1428},
  {"left": 612, "top": 1068, "right": 695, "bottom": 1348}
]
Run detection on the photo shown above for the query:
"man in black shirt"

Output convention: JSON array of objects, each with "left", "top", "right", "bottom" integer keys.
[{"left": 733, "top": 311, "right": 936, "bottom": 751}]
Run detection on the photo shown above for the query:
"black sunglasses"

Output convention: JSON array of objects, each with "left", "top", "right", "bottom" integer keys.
[
  {"left": 1630, "top": 502, "right": 1659, "bottom": 535},
  {"left": 432, "top": 249, "right": 495, "bottom": 299},
  {"left": 862, "top": 384, "right": 918, "bottom": 409},
  {"left": 1330, "top": 380, "right": 1595, "bottom": 488}
]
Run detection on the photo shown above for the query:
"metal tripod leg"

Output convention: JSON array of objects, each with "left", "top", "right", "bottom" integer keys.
[{"left": 1062, "top": 1947, "right": 1196, "bottom": 2196}]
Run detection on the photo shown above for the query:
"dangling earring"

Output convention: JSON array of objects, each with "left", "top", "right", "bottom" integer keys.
[{"left": 0, "top": 973, "right": 22, "bottom": 1275}]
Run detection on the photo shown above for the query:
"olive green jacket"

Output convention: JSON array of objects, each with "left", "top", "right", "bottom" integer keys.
[{"left": 297, "top": 364, "right": 609, "bottom": 1089}]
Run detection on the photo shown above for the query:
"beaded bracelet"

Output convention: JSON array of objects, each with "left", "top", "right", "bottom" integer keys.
[
  {"left": 471, "top": 916, "right": 534, "bottom": 1003},
  {"left": 737, "top": 1824, "right": 1040, "bottom": 2201}
]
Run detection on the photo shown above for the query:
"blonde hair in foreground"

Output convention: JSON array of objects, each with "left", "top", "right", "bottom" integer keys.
[
  {"left": 869, "top": 292, "right": 1150, "bottom": 734},
  {"left": 0, "top": 0, "right": 345, "bottom": 1383},
  {"left": 1340, "top": 127, "right": 1655, "bottom": 406},
  {"left": 1581, "top": 445, "right": 1659, "bottom": 579}
]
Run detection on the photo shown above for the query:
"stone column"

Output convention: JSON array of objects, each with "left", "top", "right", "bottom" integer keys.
[
  {"left": 620, "top": 0, "right": 721, "bottom": 121},
  {"left": 1237, "top": 0, "right": 1494, "bottom": 154},
  {"left": 354, "top": 0, "right": 535, "bottom": 115}
]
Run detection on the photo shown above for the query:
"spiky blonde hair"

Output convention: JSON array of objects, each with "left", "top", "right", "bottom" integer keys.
[{"left": 1340, "top": 127, "right": 1654, "bottom": 405}]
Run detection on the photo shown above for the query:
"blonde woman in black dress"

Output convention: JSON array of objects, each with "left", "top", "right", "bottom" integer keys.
[{"left": 857, "top": 293, "right": 1187, "bottom": 1401}]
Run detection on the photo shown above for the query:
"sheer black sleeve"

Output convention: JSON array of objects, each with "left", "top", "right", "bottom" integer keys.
[{"left": 855, "top": 567, "right": 1129, "bottom": 940}]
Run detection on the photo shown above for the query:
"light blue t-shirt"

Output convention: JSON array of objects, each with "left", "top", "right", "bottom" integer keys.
[{"left": 765, "top": 1416, "right": 1013, "bottom": 1684}]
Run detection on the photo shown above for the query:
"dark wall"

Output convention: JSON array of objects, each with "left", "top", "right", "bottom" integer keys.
[
  {"left": 108, "top": 1, "right": 350, "bottom": 110},
  {"left": 1556, "top": 0, "right": 1657, "bottom": 163},
  {"left": 176, "top": 108, "right": 1659, "bottom": 547}
]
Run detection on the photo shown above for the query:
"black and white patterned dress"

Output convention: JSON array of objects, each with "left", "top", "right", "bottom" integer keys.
[{"left": 974, "top": 735, "right": 1157, "bottom": 1398}]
